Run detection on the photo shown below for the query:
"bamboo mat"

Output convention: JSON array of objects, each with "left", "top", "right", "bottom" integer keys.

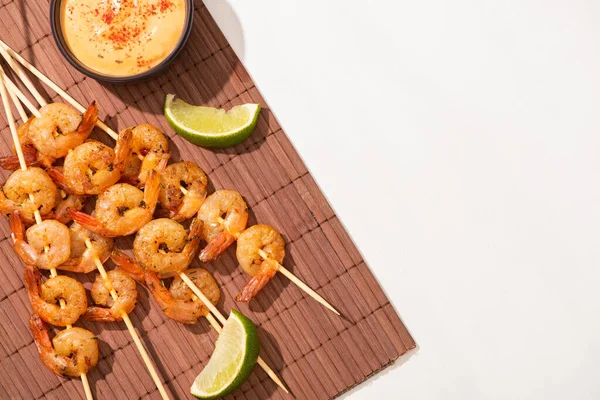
[{"left": 0, "top": 1, "right": 415, "bottom": 399}]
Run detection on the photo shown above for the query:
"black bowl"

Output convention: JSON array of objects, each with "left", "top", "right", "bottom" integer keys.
[{"left": 49, "top": 0, "right": 194, "bottom": 84}]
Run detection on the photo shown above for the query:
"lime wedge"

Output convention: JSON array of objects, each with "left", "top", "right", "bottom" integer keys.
[
  {"left": 190, "top": 310, "right": 260, "bottom": 399},
  {"left": 164, "top": 94, "right": 260, "bottom": 148}
]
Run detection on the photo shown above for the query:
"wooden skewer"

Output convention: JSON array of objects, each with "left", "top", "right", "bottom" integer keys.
[
  {"left": 85, "top": 239, "right": 171, "bottom": 400},
  {"left": 0, "top": 41, "right": 290, "bottom": 394},
  {"left": 181, "top": 273, "right": 290, "bottom": 393},
  {"left": 0, "top": 40, "right": 118, "bottom": 141},
  {"left": 257, "top": 249, "right": 340, "bottom": 316},
  {"left": 216, "top": 217, "right": 341, "bottom": 316},
  {"left": 0, "top": 68, "right": 94, "bottom": 400},
  {"left": 1, "top": 70, "right": 171, "bottom": 400},
  {"left": 0, "top": 44, "right": 47, "bottom": 107},
  {"left": 2, "top": 72, "right": 41, "bottom": 118}
]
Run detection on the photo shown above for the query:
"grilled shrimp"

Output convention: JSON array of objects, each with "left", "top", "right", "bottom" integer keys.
[
  {"left": 0, "top": 117, "right": 41, "bottom": 169},
  {"left": 29, "top": 314, "right": 98, "bottom": 377},
  {"left": 197, "top": 190, "right": 248, "bottom": 262},
  {"left": 24, "top": 267, "right": 87, "bottom": 326},
  {"left": 49, "top": 192, "right": 87, "bottom": 225},
  {"left": 59, "top": 222, "right": 114, "bottom": 274},
  {"left": 10, "top": 211, "right": 71, "bottom": 271},
  {"left": 120, "top": 124, "right": 169, "bottom": 186},
  {"left": 70, "top": 156, "right": 167, "bottom": 237},
  {"left": 235, "top": 224, "right": 285, "bottom": 302},
  {"left": 112, "top": 251, "right": 220, "bottom": 325},
  {"left": 133, "top": 218, "right": 202, "bottom": 278},
  {"left": 83, "top": 270, "right": 137, "bottom": 322},
  {"left": 158, "top": 161, "right": 208, "bottom": 222},
  {"left": 0, "top": 168, "right": 57, "bottom": 224},
  {"left": 28, "top": 102, "right": 98, "bottom": 161},
  {"left": 48, "top": 130, "right": 132, "bottom": 195}
]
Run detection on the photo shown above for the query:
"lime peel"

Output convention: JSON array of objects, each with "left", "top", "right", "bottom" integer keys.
[
  {"left": 165, "top": 94, "right": 260, "bottom": 148},
  {"left": 190, "top": 309, "right": 259, "bottom": 399}
]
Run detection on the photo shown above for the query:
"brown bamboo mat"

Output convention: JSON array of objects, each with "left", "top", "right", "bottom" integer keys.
[{"left": 0, "top": 1, "right": 415, "bottom": 399}]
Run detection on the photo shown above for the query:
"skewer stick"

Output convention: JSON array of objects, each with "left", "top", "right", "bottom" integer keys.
[
  {"left": 3, "top": 73, "right": 41, "bottom": 118},
  {"left": 182, "top": 273, "right": 290, "bottom": 393},
  {"left": 85, "top": 239, "right": 171, "bottom": 400},
  {"left": 257, "top": 249, "right": 340, "bottom": 316},
  {"left": 0, "top": 68, "right": 94, "bottom": 400},
  {"left": 0, "top": 40, "right": 289, "bottom": 395},
  {"left": 0, "top": 40, "right": 118, "bottom": 140},
  {"left": 0, "top": 44, "right": 47, "bottom": 107},
  {"left": 216, "top": 217, "right": 341, "bottom": 316}
]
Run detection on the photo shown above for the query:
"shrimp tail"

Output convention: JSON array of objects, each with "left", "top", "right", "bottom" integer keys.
[
  {"left": 24, "top": 267, "right": 42, "bottom": 303},
  {"left": 114, "top": 128, "right": 133, "bottom": 170},
  {"left": 53, "top": 195, "right": 86, "bottom": 224},
  {"left": 11, "top": 211, "right": 38, "bottom": 266},
  {"left": 10, "top": 210, "right": 25, "bottom": 242},
  {"left": 46, "top": 167, "right": 75, "bottom": 194},
  {"left": 199, "top": 232, "right": 235, "bottom": 263},
  {"left": 235, "top": 268, "right": 278, "bottom": 302},
  {"left": 0, "top": 145, "right": 38, "bottom": 170},
  {"left": 83, "top": 307, "right": 122, "bottom": 322},
  {"left": 77, "top": 101, "right": 98, "bottom": 137},
  {"left": 29, "top": 313, "right": 52, "bottom": 354},
  {"left": 69, "top": 210, "right": 115, "bottom": 237},
  {"left": 144, "top": 270, "right": 173, "bottom": 311},
  {"left": 142, "top": 156, "right": 169, "bottom": 213},
  {"left": 111, "top": 250, "right": 145, "bottom": 282}
]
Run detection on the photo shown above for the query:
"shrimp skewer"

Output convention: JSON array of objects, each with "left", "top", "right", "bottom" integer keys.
[
  {"left": 84, "top": 270, "right": 138, "bottom": 322},
  {"left": 197, "top": 190, "right": 249, "bottom": 262},
  {"left": 47, "top": 129, "right": 132, "bottom": 195},
  {"left": 70, "top": 155, "right": 168, "bottom": 237},
  {"left": 0, "top": 65, "right": 95, "bottom": 400},
  {"left": 133, "top": 218, "right": 202, "bottom": 278},
  {"left": 29, "top": 314, "right": 98, "bottom": 377},
  {"left": 112, "top": 250, "right": 220, "bottom": 325},
  {"left": 235, "top": 224, "right": 341, "bottom": 315},
  {"left": 158, "top": 161, "right": 208, "bottom": 221}
]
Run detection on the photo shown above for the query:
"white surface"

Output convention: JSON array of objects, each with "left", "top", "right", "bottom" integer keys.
[{"left": 205, "top": 1, "right": 600, "bottom": 399}]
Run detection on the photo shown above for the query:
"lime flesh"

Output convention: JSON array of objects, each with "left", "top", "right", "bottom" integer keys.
[
  {"left": 190, "top": 310, "right": 259, "bottom": 399},
  {"left": 164, "top": 94, "right": 260, "bottom": 148}
]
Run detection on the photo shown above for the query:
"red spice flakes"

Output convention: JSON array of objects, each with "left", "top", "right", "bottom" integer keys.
[
  {"left": 159, "top": 0, "right": 174, "bottom": 13},
  {"left": 102, "top": 7, "right": 116, "bottom": 24}
]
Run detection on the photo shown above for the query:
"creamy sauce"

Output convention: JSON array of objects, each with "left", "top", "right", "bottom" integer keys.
[{"left": 61, "top": 0, "right": 187, "bottom": 77}]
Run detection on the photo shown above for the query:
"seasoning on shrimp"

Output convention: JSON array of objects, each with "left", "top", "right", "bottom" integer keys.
[
  {"left": 113, "top": 250, "right": 220, "bottom": 325},
  {"left": 197, "top": 190, "right": 248, "bottom": 262},
  {"left": 70, "top": 155, "right": 167, "bottom": 237},
  {"left": 158, "top": 161, "right": 208, "bottom": 222},
  {"left": 29, "top": 314, "right": 98, "bottom": 377},
  {"left": 235, "top": 224, "right": 285, "bottom": 302},
  {"left": 133, "top": 218, "right": 202, "bottom": 278},
  {"left": 84, "top": 270, "right": 137, "bottom": 322},
  {"left": 24, "top": 267, "right": 88, "bottom": 327},
  {"left": 0, "top": 168, "right": 57, "bottom": 224},
  {"left": 48, "top": 129, "right": 132, "bottom": 195},
  {"left": 11, "top": 211, "right": 71, "bottom": 271},
  {"left": 48, "top": 192, "right": 87, "bottom": 225},
  {"left": 59, "top": 222, "right": 114, "bottom": 274},
  {"left": 28, "top": 102, "right": 98, "bottom": 162},
  {"left": 120, "top": 124, "right": 169, "bottom": 186},
  {"left": 0, "top": 117, "right": 40, "bottom": 170}
]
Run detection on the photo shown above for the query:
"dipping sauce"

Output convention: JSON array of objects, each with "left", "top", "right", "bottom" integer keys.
[{"left": 61, "top": 0, "right": 187, "bottom": 77}]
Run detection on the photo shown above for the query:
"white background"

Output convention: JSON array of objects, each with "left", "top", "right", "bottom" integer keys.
[{"left": 205, "top": 1, "right": 600, "bottom": 399}]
